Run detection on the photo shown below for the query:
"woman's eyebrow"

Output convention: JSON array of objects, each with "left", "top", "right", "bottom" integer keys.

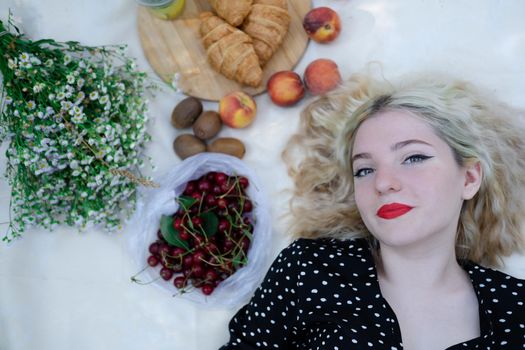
[
  {"left": 351, "top": 139, "right": 432, "bottom": 162},
  {"left": 391, "top": 139, "right": 432, "bottom": 151}
]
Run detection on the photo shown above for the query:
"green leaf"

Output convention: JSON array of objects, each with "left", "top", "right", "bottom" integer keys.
[
  {"left": 242, "top": 228, "right": 253, "bottom": 241},
  {"left": 232, "top": 250, "right": 247, "bottom": 269},
  {"left": 200, "top": 212, "right": 218, "bottom": 238},
  {"left": 160, "top": 215, "right": 189, "bottom": 250},
  {"left": 176, "top": 195, "right": 197, "bottom": 211}
]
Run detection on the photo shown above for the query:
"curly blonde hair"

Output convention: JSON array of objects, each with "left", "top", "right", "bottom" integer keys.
[{"left": 282, "top": 72, "right": 525, "bottom": 266}]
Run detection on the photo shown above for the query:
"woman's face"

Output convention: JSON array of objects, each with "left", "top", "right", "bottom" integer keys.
[{"left": 351, "top": 109, "right": 481, "bottom": 251}]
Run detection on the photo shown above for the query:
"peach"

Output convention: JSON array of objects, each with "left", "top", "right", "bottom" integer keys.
[
  {"left": 218, "top": 91, "right": 257, "bottom": 128},
  {"left": 303, "top": 7, "right": 341, "bottom": 43},
  {"left": 267, "top": 71, "right": 306, "bottom": 106},
  {"left": 303, "top": 58, "right": 342, "bottom": 95}
]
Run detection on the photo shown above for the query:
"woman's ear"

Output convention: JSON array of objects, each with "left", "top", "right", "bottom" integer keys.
[{"left": 462, "top": 161, "right": 482, "bottom": 200}]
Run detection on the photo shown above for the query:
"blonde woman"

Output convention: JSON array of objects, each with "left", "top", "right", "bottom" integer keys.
[{"left": 220, "top": 72, "right": 525, "bottom": 349}]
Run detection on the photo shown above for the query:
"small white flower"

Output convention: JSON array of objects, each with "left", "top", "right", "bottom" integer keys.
[
  {"left": 72, "top": 170, "right": 81, "bottom": 176},
  {"left": 76, "top": 78, "right": 85, "bottom": 88},
  {"left": 66, "top": 74, "right": 75, "bottom": 84},
  {"left": 19, "top": 52, "right": 30, "bottom": 62},
  {"left": 75, "top": 91, "right": 85, "bottom": 105},
  {"left": 61, "top": 101, "right": 73, "bottom": 111},
  {"left": 89, "top": 91, "right": 99, "bottom": 100},
  {"left": 7, "top": 58, "right": 17, "bottom": 69},
  {"left": 20, "top": 61, "right": 32, "bottom": 69},
  {"left": 71, "top": 114, "right": 85, "bottom": 124},
  {"left": 27, "top": 101, "right": 36, "bottom": 110},
  {"left": 5, "top": 96, "right": 13, "bottom": 105},
  {"left": 56, "top": 92, "right": 66, "bottom": 100},
  {"left": 69, "top": 106, "right": 83, "bottom": 117},
  {"left": 33, "top": 84, "right": 43, "bottom": 93},
  {"left": 64, "top": 54, "right": 72, "bottom": 65},
  {"left": 45, "top": 59, "right": 54, "bottom": 67},
  {"left": 99, "top": 95, "right": 109, "bottom": 104}
]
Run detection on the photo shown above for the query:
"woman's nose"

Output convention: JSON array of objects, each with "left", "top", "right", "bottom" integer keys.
[{"left": 374, "top": 166, "right": 402, "bottom": 194}]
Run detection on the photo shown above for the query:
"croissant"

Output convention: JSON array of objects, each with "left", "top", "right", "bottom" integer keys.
[
  {"left": 241, "top": 0, "right": 291, "bottom": 66},
  {"left": 208, "top": 0, "right": 253, "bottom": 27},
  {"left": 199, "top": 12, "right": 263, "bottom": 87}
]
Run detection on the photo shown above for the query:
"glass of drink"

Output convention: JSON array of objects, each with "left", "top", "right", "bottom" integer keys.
[{"left": 137, "top": 0, "right": 186, "bottom": 20}]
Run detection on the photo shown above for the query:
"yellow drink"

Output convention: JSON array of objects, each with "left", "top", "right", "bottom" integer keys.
[{"left": 141, "top": 0, "right": 186, "bottom": 20}]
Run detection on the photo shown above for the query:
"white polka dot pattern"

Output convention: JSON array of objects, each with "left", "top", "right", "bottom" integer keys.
[{"left": 220, "top": 238, "right": 525, "bottom": 349}]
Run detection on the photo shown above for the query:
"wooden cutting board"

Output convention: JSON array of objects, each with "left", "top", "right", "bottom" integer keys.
[{"left": 137, "top": 0, "right": 312, "bottom": 101}]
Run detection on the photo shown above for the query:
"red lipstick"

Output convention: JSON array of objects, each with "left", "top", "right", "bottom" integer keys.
[{"left": 377, "top": 203, "right": 413, "bottom": 219}]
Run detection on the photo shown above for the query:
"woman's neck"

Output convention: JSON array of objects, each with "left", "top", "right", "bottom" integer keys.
[{"left": 377, "top": 237, "right": 467, "bottom": 291}]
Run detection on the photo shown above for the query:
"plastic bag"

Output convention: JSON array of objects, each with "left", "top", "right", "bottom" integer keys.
[{"left": 126, "top": 153, "right": 272, "bottom": 308}]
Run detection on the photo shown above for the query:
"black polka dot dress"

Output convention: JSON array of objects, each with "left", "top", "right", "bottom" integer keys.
[{"left": 220, "top": 238, "right": 525, "bottom": 349}]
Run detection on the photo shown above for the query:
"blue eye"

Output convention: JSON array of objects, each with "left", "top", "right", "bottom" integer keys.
[
  {"left": 403, "top": 154, "right": 433, "bottom": 164},
  {"left": 353, "top": 168, "right": 374, "bottom": 178}
]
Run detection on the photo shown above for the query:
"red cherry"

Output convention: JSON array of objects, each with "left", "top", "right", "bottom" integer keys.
[
  {"left": 206, "top": 171, "right": 217, "bottom": 181},
  {"left": 239, "top": 176, "right": 249, "bottom": 189},
  {"left": 192, "top": 250, "right": 207, "bottom": 264},
  {"left": 191, "top": 216, "right": 203, "bottom": 227},
  {"left": 205, "top": 194, "right": 217, "bottom": 207},
  {"left": 179, "top": 230, "right": 190, "bottom": 241},
  {"left": 193, "top": 234, "right": 205, "bottom": 246},
  {"left": 147, "top": 255, "right": 159, "bottom": 267},
  {"left": 149, "top": 242, "right": 160, "bottom": 255},
  {"left": 173, "top": 216, "right": 182, "bottom": 230},
  {"left": 183, "top": 254, "right": 194, "bottom": 267},
  {"left": 223, "top": 239, "right": 234, "bottom": 251},
  {"left": 192, "top": 264, "right": 205, "bottom": 278},
  {"left": 171, "top": 247, "right": 185, "bottom": 259},
  {"left": 160, "top": 267, "right": 174, "bottom": 281},
  {"left": 217, "top": 198, "right": 228, "bottom": 209},
  {"left": 198, "top": 179, "right": 211, "bottom": 193},
  {"left": 158, "top": 243, "right": 170, "bottom": 257},
  {"left": 211, "top": 185, "right": 222, "bottom": 195},
  {"left": 227, "top": 201, "right": 240, "bottom": 212},
  {"left": 204, "top": 242, "right": 219, "bottom": 254},
  {"left": 202, "top": 284, "right": 215, "bottom": 295},
  {"left": 220, "top": 182, "right": 232, "bottom": 194},
  {"left": 218, "top": 219, "right": 230, "bottom": 233},
  {"left": 174, "top": 276, "right": 186, "bottom": 289},
  {"left": 243, "top": 200, "right": 253, "bottom": 213},
  {"left": 215, "top": 172, "right": 228, "bottom": 185},
  {"left": 191, "top": 192, "right": 202, "bottom": 201},
  {"left": 204, "top": 269, "right": 219, "bottom": 282},
  {"left": 183, "top": 181, "right": 197, "bottom": 195},
  {"left": 206, "top": 255, "right": 219, "bottom": 266}
]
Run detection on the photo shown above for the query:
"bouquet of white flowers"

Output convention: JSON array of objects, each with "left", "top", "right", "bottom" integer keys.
[{"left": 0, "top": 15, "right": 157, "bottom": 242}]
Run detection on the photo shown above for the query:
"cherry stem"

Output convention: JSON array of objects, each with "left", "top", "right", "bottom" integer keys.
[{"left": 130, "top": 264, "right": 161, "bottom": 285}]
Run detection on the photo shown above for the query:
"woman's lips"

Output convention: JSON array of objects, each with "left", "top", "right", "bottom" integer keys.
[{"left": 376, "top": 203, "right": 413, "bottom": 219}]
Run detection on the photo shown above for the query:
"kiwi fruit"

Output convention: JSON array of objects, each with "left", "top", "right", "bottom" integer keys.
[
  {"left": 171, "top": 97, "right": 203, "bottom": 129},
  {"left": 207, "top": 137, "right": 245, "bottom": 159},
  {"left": 192, "top": 111, "right": 222, "bottom": 140},
  {"left": 173, "top": 134, "right": 206, "bottom": 159}
]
